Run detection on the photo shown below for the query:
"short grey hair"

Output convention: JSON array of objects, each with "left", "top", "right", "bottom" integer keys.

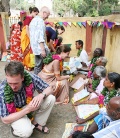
[
  {"left": 94, "top": 66, "right": 107, "bottom": 77},
  {"left": 99, "top": 56, "right": 108, "bottom": 66}
]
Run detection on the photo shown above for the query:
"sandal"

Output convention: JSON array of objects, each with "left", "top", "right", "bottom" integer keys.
[{"left": 34, "top": 123, "right": 50, "bottom": 134}]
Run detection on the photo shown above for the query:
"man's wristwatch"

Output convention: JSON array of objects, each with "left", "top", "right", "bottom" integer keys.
[{"left": 42, "top": 92, "right": 46, "bottom": 99}]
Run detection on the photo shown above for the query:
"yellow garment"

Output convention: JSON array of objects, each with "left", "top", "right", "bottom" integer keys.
[
  {"left": 30, "top": 53, "right": 35, "bottom": 67},
  {"left": 21, "top": 26, "right": 33, "bottom": 68}
]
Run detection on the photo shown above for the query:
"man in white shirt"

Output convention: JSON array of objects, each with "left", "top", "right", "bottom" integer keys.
[
  {"left": 29, "top": 6, "right": 50, "bottom": 75},
  {"left": 75, "top": 40, "right": 89, "bottom": 67}
]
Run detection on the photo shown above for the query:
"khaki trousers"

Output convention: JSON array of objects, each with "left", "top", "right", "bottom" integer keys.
[{"left": 11, "top": 95, "right": 55, "bottom": 138}]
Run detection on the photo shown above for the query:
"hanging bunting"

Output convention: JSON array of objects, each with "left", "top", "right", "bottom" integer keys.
[
  {"left": 102, "top": 22, "right": 107, "bottom": 28},
  {"left": 72, "top": 22, "right": 77, "bottom": 27},
  {"left": 77, "top": 22, "right": 82, "bottom": 27},
  {"left": 87, "top": 20, "right": 91, "bottom": 26},
  {"left": 49, "top": 22, "right": 54, "bottom": 27},
  {"left": 107, "top": 22, "right": 115, "bottom": 29},
  {"left": 81, "top": 22, "right": 86, "bottom": 27},
  {"left": 67, "top": 22, "right": 72, "bottom": 26},
  {"left": 45, "top": 20, "right": 118, "bottom": 29},
  {"left": 63, "top": 22, "right": 68, "bottom": 27},
  {"left": 97, "top": 22, "right": 101, "bottom": 27},
  {"left": 54, "top": 22, "right": 58, "bottom": 25},
  {"left": 58, "top": 22, "right": 63, "bottom": 26}
]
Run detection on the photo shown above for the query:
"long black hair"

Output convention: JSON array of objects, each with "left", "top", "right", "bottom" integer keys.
[
  {"left": 72, "top": 131, "right": 94, "bottom": 138},
  {"left": 108, "top": 72, "right": 120, "bottom": 89}
]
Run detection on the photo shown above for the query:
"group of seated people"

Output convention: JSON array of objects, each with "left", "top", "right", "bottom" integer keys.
[
  {"left": 0, "top": 38, "right": 120, "bottom": 138},
  {"left": 66, "top": 40, "right": 120, "bottom": 138}
]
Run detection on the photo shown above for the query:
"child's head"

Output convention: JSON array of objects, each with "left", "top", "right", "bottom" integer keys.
[
  {"left": 93, "top": 66, "right": 107, "bottom": 79},
  {"left": 96, "top": 56, "right": 107, "bottom": 66},
  {"left": 75, "top": 40, "right": 83, "bottom": 50},
  {"left": 106, "top": 96, "right": 120, "bottom": 120},
  {"left": 93, "top": 48, "right": 103, "bottom": 57},
  {"left": 103, "top": 72, "right": 120, "bottom": 89},
  {"left": 68, "top": 131, "right": 94, "bottom": 138}
]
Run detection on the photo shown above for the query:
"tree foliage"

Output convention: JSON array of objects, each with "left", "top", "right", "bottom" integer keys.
[
  {"left": 10, "top": 0, "right": 34, "bottom": 11},
  {"left": 53, "top": 0, "right": 119, "bottom": 17}
]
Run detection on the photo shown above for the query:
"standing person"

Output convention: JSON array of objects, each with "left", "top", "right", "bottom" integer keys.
[
  {"left": 0, "top": 61, "right": 55, "bottom": 137},
  {"left": 21, "top": 7, "right": 39, "bottom": 71},
  {"left": 46, "top": 25, "right": 65, "bottom": 52},
  {"left": 10, "top": 21, "right": 23, "bottom": 62},
  {"left": 29, "top": 6, "right": 50, "bottom": 75}
]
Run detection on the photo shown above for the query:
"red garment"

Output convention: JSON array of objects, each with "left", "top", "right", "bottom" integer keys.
[
  {"left": 23, "top": 16, "right": 33, "bottom": 26},
  {"left": 10, "top": 24, "right": 23, "bottom": 62}
]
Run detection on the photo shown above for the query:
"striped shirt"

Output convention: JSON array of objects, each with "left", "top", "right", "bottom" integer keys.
[
  {"left": 0, "top": 73, "right": 49, "bottom": 117},
  {"left": 93, "top": 119, "right": 120, "bottom": 138}
]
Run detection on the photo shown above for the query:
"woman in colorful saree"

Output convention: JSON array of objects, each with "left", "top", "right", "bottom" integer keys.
[
  {"left": 10, "top": 21, "right": 23, "bottom": 62},
  {"left": 38, "top": 44, "right": 71, "bottom": 104},
  {"left": 21, "top": 7, "right": 39, "bottom": 71}
]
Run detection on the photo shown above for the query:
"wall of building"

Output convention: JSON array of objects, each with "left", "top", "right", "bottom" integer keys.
[
  {"left": 105, "top": 26, "right": 120, "bottom": 73},
  {"left": 47, "top": 15, "right": 120, "bottom": 73}
]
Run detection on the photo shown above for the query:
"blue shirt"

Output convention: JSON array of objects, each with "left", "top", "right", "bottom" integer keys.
[
  {"left": 0, "top": 73, "right": 49, "bottom": 117},
  {"left": 93, "top": 119, "right": 120, "bottom": 138},
  {"left": 46, "top": 27, "right": 57, "bottom": 42}
]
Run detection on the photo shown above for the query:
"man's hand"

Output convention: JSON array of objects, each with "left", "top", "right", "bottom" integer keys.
[
  {"left": 41, "top": 50, "right": 46, "bottom": 57},
  {"left": 76, "top": 117, "right": 86, "bottom": 124},
  {"left": 26, "top": 94, "right": 44, "bottom": 112}
]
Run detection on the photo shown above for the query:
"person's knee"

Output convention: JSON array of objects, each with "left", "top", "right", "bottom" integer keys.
[
  {"left": 19, "top": 126, "right": 33, "bottom": 138},
  {"left": 11, "top": 116, "right": 34, "bottom": 138},
  {"left": 47, "top": 95, "right": 56, "bottom": 105}
]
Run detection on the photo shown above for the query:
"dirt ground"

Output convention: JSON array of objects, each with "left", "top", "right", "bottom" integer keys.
[{"left": 0, "top": 61, "right": 76, "bottom": 138}]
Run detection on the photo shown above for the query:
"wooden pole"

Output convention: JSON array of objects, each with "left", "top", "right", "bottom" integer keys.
[
  {"left": 102, "top": 19, "right": 108, "bottom": 55},
  {"left": 85, "top": 21, "right": 92, "bottom": 56}
]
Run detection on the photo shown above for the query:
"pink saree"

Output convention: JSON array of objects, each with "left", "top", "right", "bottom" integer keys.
[{"left": 38, "top": 66, "right": 69, "bottom": 104}]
